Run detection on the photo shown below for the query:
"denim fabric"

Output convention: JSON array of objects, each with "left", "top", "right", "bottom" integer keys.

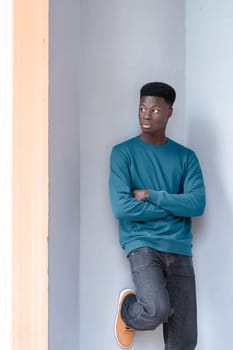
[{"left": 121, "top": 247, "right": 197, "bottom": 350}]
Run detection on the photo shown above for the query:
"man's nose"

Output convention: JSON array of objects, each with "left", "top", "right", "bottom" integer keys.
[{"left": 144, "top": 110, "right": 152, "bottom": 119}]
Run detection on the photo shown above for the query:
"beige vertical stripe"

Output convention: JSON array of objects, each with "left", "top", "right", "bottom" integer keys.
[{"left": 13, "top": 0, "right": 48, "bottom": 349}]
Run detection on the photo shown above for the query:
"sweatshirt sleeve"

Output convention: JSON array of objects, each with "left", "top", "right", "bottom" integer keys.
[
  {"left": 109, "top": 147, "right": 169, "bottom": 221},
  {"left": 148, "top": 151, "right": 206, "bottom": 217}
]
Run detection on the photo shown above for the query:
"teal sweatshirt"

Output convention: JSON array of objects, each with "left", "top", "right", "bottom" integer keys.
[{"left": 109, "top": 137, "right": 205, "bottom": 256}]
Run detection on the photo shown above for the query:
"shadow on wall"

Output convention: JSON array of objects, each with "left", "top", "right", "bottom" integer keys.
[{"left": 187, "top": 118, "right": 233, "bottom": 348}]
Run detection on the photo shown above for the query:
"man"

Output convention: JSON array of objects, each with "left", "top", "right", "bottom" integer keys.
[{"left": 109, "top": 82, "right": 205, "bottom": 350}]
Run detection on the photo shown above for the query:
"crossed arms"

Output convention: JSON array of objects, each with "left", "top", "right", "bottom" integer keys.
[{"left": 109, "top": 148, "right": 206, "bottom": 221}]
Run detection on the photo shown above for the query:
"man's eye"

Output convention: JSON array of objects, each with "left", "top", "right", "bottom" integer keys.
[
  {"left": 140, "top": 108, "right": 146, "bottom": 112},
  {"left": 152, "top": 109, "right": 159, "bottom": 113}
]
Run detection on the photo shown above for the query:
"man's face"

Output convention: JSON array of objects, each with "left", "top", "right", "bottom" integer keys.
[{"left": 138, "top": 96, "right": 173, "bottom": 134}]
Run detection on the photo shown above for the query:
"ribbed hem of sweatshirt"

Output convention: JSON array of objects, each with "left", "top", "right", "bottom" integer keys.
[{"left": 124, "top": 241, "right": 192, "bottom": 258}]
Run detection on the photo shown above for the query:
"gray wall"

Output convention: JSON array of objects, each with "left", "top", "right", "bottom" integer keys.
[
  {"left": 79, "top": 1, "right": 185, "bottom": 350},
  {"left": 186, "top": 1, "right": 233, "bottom": 349},
  {"left": 49, "top": 1, "right": 80, "bottom": 349}
]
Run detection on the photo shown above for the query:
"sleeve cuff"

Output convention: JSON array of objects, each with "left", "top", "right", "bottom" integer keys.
[
  {"left": 148, "top": 189, "right": 157, "bottom": 204},
  {"left": 148, "top": 189, "right": 166, "bottom": 205}
]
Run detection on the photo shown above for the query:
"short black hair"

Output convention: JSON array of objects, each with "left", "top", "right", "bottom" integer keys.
[{"left": 140, "top": 82, "right": 176, "bottom": 106}]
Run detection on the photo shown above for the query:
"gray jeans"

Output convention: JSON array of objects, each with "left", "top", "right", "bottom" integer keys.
[{"left": 121, "top": 247, "right": 197, "bottom": 350}]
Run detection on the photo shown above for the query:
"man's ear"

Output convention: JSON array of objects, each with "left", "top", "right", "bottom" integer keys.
[{"left": 168, "top": 107, "right": 173, "bottom": 118}]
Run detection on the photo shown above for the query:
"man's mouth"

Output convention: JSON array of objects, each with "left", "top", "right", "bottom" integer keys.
[{"left": 142, "top": 124, "right": 152, "bottom": 129}]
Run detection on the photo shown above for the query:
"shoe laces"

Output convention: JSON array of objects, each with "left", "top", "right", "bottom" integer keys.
[{"left": 125, "top": 326, "right": 134, "bottom": 334}]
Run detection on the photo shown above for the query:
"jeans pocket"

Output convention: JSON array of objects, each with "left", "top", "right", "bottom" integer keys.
[{"left": 168, "top": 254, "right": 195, "bottom": 277}]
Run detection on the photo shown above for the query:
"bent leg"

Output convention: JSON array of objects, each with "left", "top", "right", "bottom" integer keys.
[{"left": 121, "top": 247, "right": 171, "bottom": 331}]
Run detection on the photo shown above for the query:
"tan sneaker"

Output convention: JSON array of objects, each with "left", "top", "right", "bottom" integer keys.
[{"left": 115, "top": 289, "right": 136, "bottom": 348}]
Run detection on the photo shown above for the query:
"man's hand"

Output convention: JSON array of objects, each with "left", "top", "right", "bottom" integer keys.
[{"left": 132, "top": 189, "right": 149, "bottom": 201}]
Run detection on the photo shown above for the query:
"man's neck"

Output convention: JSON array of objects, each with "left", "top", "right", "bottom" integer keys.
[{"left": 139, "top": 132, "right": 168, "bottom": 145}]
